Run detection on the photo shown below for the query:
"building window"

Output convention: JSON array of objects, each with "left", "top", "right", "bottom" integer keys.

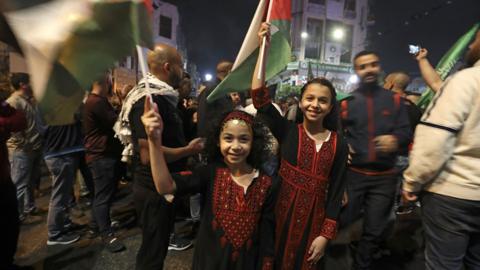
[
  {"left": 309, "top": 0, "right": 325, "bottom": 5},
  {"left": 325, "top": 20, "right": 353, "bottom": 64},
  {"left": 344, "top": 0, "right": 356, "bottom": 18},
  {"left": 305, "top": 18, "right": 324, "bottom": 60},
  {"left": 159, "top": 15, "right": 172, "bottom": 39},
  {"left": 344, "top": 0, "right": 356, "bottom": 11}
]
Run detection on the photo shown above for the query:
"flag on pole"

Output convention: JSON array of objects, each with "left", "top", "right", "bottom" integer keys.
[
  {"left": 416, "top": 23, "right": 480, "bottom": 110},
  {"left": 207, "top": 0, "right": 291, "bottom": 102},
  {"left": 1, "top": 0, "right": 153, "bottom": 125}
]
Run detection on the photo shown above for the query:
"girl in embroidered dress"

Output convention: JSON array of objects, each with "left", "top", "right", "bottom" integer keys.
[
  {"left": 252, "top": 23, "right": 349, "bottom": 269},
  {"left": 141, "top": 96, "right": 278, "bottom": 270}
]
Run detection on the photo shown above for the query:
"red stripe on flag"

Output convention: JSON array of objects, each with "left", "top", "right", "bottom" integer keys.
[
  {"left": 144, "top": 0, "right": 153, "bottom": 15},
  {"left": 270, "top": 0, "right": 291, "bottom": 21}
]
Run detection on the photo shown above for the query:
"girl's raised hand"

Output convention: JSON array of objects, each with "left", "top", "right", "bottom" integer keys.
[
  {"left": 257, "top": 22, "right": 271, "bottom": 45},
  {"left": 141, "top": 95, "right": 163, "bottom": 142}
]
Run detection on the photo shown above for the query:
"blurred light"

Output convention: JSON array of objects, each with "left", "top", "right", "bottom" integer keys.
[
  {"left": 204, "top": 73, "right": 213, "bottom": 82},
  {"left": 349, "top": 74, "right": 359, "bottom": 84},
  {"left": 332, "top": 28, "right": 345, "bottom": 41},
  {"left": 301, "top": 32, "right": 308, "bottom": 39}
]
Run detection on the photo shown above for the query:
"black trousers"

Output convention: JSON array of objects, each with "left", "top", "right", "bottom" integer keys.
[
  {"left": 134, "top": 183, "right": 175, "bottom": 270},
  {"left": 422, "top": 192, "right": 480, "bottom": 270},
  {"left": 0, "top": 178, "right": 20, "bottom": 269},
  {"left": 88, "top": 157, "right": 118, "bottom": 236},
  {"left": 340, "top": 169, "right": 398, "bottom": 270},
  {"left": 79, "top": 152, "right": 94, "bottom": 195}
]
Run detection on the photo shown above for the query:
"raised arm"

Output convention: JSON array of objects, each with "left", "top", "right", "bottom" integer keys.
[
  {"left": 416, "top": 48, "right": 443, "bottom": 92},
  {"left": 252, "top": 22, "right": 270, "bottom": 90},
  {"left": 251, "top": 22, "right": 290, "bottom": 142},
  {"left": 141, "top": 96, "right": 176, "bottom": 195}
]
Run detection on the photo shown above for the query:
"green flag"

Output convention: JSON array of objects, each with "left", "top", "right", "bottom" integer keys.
[
  {"left": 2, "top": 0, "right": 153, "bottom": 125},
  {"left": 416, "top": 23, "right": 480, "bottom": 110},
  {"left": 207, "top": 0, "right": 291, "bottom": 102}
]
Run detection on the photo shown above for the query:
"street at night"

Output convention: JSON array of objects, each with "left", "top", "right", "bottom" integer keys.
[{"left": 1, "top": 0, "right": 480, "bottom": 269}]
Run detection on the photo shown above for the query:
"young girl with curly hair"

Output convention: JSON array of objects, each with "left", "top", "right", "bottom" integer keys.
[{"left": 141, "top": 96, "right": 278, "bottom": 270}]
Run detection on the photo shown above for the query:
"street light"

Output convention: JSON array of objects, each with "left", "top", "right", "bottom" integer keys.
[
  {"left": 332, "top": 28, "right": 345, "bottom": 41},
  {"left": 301, "top": 32, "right": 308, "bottom": 39},
  {"left": 349, "top": 74, "right": 359, "bottom": 84},
  {"left": 204, "top": 73, "right": 213, "bottom": 82}
]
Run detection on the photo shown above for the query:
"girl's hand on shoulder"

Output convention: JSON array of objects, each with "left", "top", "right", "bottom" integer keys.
[
  {"left": 141, "top": 95, "right": 163, "bottom": 141},
  {"left": 307, "top": 235, "right": 328, "bottom": 265}
]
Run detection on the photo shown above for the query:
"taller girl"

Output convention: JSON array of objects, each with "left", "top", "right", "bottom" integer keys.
[{"left": 252, "top": 23, "right": 349, "bottom": 269}]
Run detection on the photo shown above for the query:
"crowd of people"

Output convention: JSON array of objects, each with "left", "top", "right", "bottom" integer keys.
[{"left": 0, "top": 24, "right": 479, "bottom": 270}]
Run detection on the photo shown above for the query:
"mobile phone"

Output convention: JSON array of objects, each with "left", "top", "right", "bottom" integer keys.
[{"left": 408, "top": 45, "right": 420, "bottom": 55}]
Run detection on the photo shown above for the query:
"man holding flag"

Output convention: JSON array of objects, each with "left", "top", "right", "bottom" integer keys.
[{"left": 117, "top": 43, "right": 204, "bottom": 269}]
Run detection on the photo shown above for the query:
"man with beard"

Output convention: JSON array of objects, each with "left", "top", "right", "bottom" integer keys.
[
  {"left": 402, "top": 30, "right": 480, "bottom": 270},
  {"left": 115, "top": 44, "right": 204, "bottom": 269},
  {"left": 339, "top": 51, "right": 412, "bottom": 270}
]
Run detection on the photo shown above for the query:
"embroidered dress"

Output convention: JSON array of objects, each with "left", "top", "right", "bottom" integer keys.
[
  {"left": 252, "top": 86, "right": 349, "bottom": 270},
  {"left": 173, "top": 162, "right": 278, "bottom": 270}
]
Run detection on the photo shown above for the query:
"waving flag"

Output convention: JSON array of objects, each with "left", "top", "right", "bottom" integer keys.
[
  {"left": 1, "top": 0, "right": 153, "bottom": 124},
  {"left": 416, "top": 23, "right": 480, "bottom": 110},
  {"left": 207, "top": 0, "right": 291, "bottom": 102}
]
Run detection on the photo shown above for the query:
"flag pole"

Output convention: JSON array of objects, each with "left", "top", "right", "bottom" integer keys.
[
  {"left": 136, "top": 45, "right": 155, "bottom": 105},
  {"left": 136, "top": 45, "right": 151, "bottom": 94},
  {"left": 257, "top": 0, "right": 273, "bottom": 80}
]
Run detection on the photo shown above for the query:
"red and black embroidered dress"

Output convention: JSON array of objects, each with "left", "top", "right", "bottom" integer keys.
[
  {"left": 173, "top": 162, "right": 279, "bottom": 270},
  {"left": 252, "top": 86, "right": 349, "bottom": 270}
]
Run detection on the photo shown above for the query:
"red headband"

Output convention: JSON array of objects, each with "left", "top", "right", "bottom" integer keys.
[{"left": 221, "top": 110, "right": 254, "bottom": 127}]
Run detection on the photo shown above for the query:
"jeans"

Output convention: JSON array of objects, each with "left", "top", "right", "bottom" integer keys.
[
  {"left": 422, "top": 192, "right": 480, "bottom": 270},
  {"left": 44, "top": 153, "right": 78, "bottom": 238},
  {"left": 189, "top": 193, "right": 202, "bottom": 222},
  {"left": 9, "top": 149, "right": 42, "bottom": 216},
  {"left": 340, "top": 169, "right": 398, "bottom": 270},
  {"left": 78, "top": 152, "right": 94, "bottom": 196},
  {"left": 88, "top": 157, "right": 118, "bottom": 236}
]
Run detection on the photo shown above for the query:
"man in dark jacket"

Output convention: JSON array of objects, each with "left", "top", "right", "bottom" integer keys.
[{"left": 340, "top": 51, "right": 412, "bottom": 270}]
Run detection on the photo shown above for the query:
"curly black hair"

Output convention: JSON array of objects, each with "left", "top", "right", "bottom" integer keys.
[
  {"left": 299, "top": 77, "right": 340, "bottom": 131},
  {"left": 203, "top": 110, "right": 272, "bottom": 170}
]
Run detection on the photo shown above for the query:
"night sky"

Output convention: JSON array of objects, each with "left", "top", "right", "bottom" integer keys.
[{"left": 169, "top": 0, "right": 480, "bottom": 76}]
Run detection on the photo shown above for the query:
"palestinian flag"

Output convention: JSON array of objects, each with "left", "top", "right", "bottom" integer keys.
[
  {"left": 1, "top": 0, "right": 153, "bottom": 125},
  {"left": 207, "top": 0, "right": 291, "bottom": 102},
  {"left": 416, "top": 23, "right": 480, "bottom": 110}
]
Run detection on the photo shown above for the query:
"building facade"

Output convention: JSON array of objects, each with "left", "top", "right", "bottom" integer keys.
[
  {"left": 281, "top": 0, "right": 374, "bottom": 94},
  {"left": 115, "top": 0, "right": 198, "bottom": 95}
]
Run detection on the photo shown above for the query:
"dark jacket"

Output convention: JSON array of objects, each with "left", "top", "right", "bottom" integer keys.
[
  {"left": 43, "top": 107, "right": 84, "bottom": 158},
  {"left": 341, "top": 85, "right": 412, "bottom": 171}
]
